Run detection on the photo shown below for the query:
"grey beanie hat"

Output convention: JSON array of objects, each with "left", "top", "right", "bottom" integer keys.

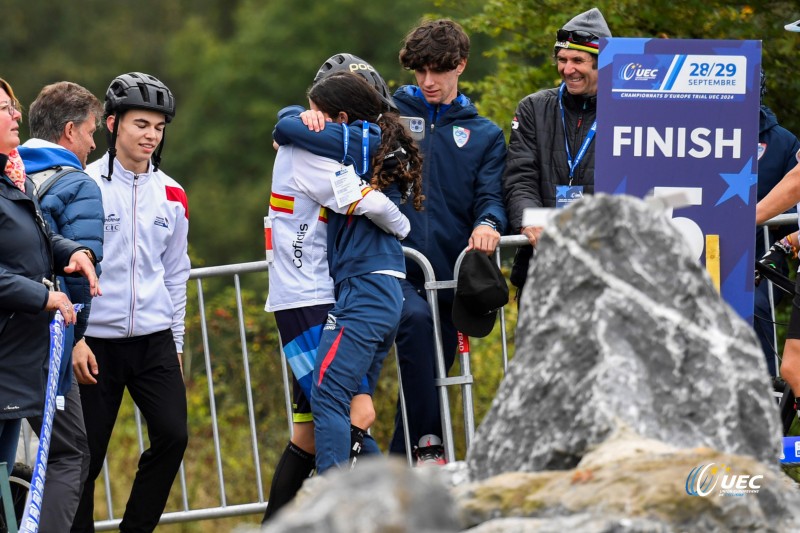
[{"left": 555, "top": 7, "right": 612, "bottom": 55}]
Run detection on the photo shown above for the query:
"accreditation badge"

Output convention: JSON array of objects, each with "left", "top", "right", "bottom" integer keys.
[
  {"left": 330, "top": 165, "right": 362, "bottom": 208},
  {"left": 555, "top": 185, "right": 584, "bottom": 209}
]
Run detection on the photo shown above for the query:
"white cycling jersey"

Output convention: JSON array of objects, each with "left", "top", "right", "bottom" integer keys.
[
  {"left": 85, "top": 153, "right": 191, "bottom": 352},
  {"left": 265, "top": 144, "right": 409, "bottom": 312}
]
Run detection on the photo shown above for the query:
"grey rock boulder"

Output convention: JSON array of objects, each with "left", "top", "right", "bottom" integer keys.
[
  {"left": 455, "top": 426, "right": 800, "bottom": 531},
  {"left": 468, "top": 193, "right": 781, "bottom": 479},
  {"left": 261, "top": 456, "right": 460, "bottom": 533}
]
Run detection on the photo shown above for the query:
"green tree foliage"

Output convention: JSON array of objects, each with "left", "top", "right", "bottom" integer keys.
[
  {"left": 163, "top": 0, "right": 446, "bottom": 265},
  {"left": 6, "top": 1, "right": 799, "bottom": 265},
  {"left": 5, "top": 0, "right": 439, "bottom": 267}
]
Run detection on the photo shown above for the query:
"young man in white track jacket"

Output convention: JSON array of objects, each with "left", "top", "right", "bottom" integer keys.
[{"left": 72, "top": 72, "right": 190, "bottom": 533}]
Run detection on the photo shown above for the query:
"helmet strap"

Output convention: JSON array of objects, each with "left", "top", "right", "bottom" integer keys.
[
  {"left": 152, "top": 127, "right": 166, "bottom": 172},
  {"left": 104, "top": 113, "right": 120, "bottom": 181}
]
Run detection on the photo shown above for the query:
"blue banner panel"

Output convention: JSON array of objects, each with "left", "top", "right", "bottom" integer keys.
[
  {"left": 595, "top": 38, "right": 761, "bottom": 321},
  {"left": 782, "top": 436, "right": 800, "bottom": 464}
]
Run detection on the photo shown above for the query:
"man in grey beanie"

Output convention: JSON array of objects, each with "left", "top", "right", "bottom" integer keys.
[{"left": 503, "top": 7, "right": 611, "bottom": 295}]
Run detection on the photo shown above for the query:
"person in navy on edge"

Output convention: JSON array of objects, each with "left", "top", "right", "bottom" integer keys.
[
  {"left": 18, "top": 80, "right": 104, "bottom": 533},
  {"left": 389, "top": 19, "right": 507, "bottom": 464},
  {"left": 756, "top": 18, "right": 800, "bottom": 412},
  {"left": 274, "top": 71, "right": 424, "bottom": 474},
  {"left": 752, "top": 69, "right": 800, "bottom": 376}
]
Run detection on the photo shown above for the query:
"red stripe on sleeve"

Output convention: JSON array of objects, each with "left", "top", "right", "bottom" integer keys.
[{"left": 165, "top": 185, "right": 189, "bottom": 219}]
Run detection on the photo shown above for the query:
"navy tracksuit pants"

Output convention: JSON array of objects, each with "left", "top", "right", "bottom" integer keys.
[{"left": 312, "top": 274, "right": 402, "bottom": 474}]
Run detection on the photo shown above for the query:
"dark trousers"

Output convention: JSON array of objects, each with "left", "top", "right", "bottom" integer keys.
[
  {"left": 28, "top": 374, "right": 90, "bottom": 533},
  {"left": 71, "top": 330, "right": 188, "bottom": 533},
  {"left": 389, "top": 280, "right": 457, "bottom": 454}
]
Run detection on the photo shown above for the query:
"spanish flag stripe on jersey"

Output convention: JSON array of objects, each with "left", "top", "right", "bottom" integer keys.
[
  {"left": 318, "top": 207, "right": 328, "bottom": 224},
  {"left": 270, "top": 192, "right": 294, "bottom": 214},
  {"left": 345, "top": 186, "right": 374, "bottom": 216}
]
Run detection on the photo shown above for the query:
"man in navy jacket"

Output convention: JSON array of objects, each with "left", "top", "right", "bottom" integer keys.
[{"left": 18, "top": 81, "right": 104, "bottom": 533}]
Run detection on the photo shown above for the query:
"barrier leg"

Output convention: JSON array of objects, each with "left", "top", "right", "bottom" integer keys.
[
  {"left": 0, "top": 462, "right": 18, "bottom": 533},
  {"left": 393, "top": 350, "right": 414, "bottom": 466},
  {"left": 457, "top": 333, "right": 476, "bottom": 451}
]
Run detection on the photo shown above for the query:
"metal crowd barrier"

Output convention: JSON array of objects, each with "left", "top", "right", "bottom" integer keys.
[
  {"left": 401, "top": 235, "right": 527, "bottom": 463},
  {"left": 86, "top": 235, "right": 526, "bottom": 529}
]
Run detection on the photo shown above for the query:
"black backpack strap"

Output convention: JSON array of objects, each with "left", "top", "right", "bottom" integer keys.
[{"left": 29, "top": 166, "right": 82, "bottom": 200}]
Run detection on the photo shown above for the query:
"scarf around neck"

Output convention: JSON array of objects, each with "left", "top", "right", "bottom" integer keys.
[{"left": 5, "top": 148, "right": 26, "bottom": 191}]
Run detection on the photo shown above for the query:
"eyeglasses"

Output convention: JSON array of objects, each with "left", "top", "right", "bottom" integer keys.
[
  {"left": 556, "top": 29, "right": 598, "bottom": 44},
  {"left": 0, "top": 100, "right": 20, "bottom": 118}
]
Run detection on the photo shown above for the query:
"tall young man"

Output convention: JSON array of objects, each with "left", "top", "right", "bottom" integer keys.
[
  {"left": 72, "top": 72, "right": 190, "bottom": 533},
  {"left": 18, "top": 80, "right": 104, "bottom": 533},
  {"left": 390, "top": 19, "right": 507, "bottom": 463}
]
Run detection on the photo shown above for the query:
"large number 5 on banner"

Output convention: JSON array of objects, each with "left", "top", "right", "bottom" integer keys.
[{"left": 653, "top": 186, "right": 705, "bottom": 261}]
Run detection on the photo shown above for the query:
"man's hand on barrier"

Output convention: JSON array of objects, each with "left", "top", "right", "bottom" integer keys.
[
  {"left": 468, "top": 224, "right": 500, "bottom": 254},
  {"left": 521, "top": 225, "right": 543, "bottom": 247},
  {"left": 73, "top": 338, "right": 99, "bottom": 385}
]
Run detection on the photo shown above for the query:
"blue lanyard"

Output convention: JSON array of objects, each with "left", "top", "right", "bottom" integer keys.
[
  {"left": 558, "top": 82, "right": 596, "bottom": 183},
  {"left": 341, "top": 122, "right": 370, "bottom": 176}
]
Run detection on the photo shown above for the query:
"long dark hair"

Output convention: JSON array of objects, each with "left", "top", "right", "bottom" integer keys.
[{"left": 308, "top": 72, "right": 424, "bottom": 210}]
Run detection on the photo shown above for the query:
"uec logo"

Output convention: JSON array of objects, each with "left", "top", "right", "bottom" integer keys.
[
  {"left": 620, "top": 63, "right": 659, "bottom": 81},
  {"left": 685, "top": 463, "right": 763, "bottom": 496}
]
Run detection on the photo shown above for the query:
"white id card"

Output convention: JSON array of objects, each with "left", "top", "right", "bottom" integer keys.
[{"left": 331, "top": 165, "right": 363, "bottom": 208}]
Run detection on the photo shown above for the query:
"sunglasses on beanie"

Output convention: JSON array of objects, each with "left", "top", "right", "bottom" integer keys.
[{"left": 556, "top": 28, "right": 598, "bottom": 44}]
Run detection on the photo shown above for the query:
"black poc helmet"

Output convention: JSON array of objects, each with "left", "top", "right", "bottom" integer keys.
[
  {"left": 314, "top": 53, "right": 397, "bottom": 112},
  {"left": 104, "top": 72, "right": 175, "bottom": 179}
]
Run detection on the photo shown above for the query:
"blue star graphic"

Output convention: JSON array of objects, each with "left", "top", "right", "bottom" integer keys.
[
  {"left": 715, "top": 157, "right": 757, "bottom": 206},
  {"left": 556, "top": 185, "right": 572, "bottom": 198}
]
